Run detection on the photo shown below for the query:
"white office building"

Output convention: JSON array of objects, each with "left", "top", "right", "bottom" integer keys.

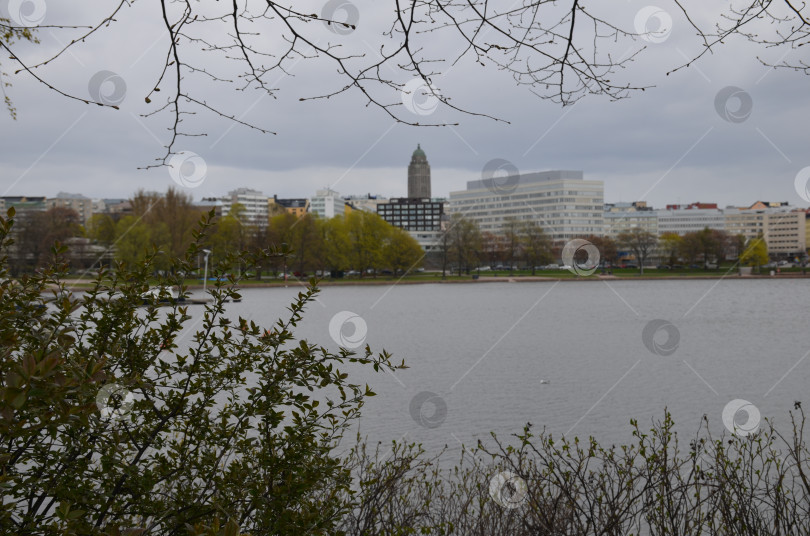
[
  {"left": 655, "top": 208, "right": 725, "bottom": 235},
  {"left": 344, "top": 194, "right": 388, "bottom": 213},
  {"left": 311, "top": 188, "right": 345, "bottom": 218},
  {"left": 448, "top": 170, "right": 604, "bottom": 241},
  {"left": 222, "top": 188, "right": 269, "bottom": 228}
]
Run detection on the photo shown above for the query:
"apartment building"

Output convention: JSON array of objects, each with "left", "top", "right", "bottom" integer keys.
[
  {"left": 269, "top": 195, "right": 309, "bottom": 218},
  {"left": 310, "top": 188, "right": 345, "bottom": 218},
  {"left": 47, "top": 192, "right": 94, "bottom": 225},
  {"left": 222, "top": 188, "right": 269, "bottom": 228},
  {"left": 604, "top": 202, "right": 658, "bottom": 238},
  {"left": 345, "top": 194, "right": 388, "bottom": 213},
  {"left": 724, "top": 202, "right": 805, "bottom": 256},
  {"left": 377, "top": 197, "right": 446, "bottom": 252},
  {"left": 655, "top": 207, "right": 725, "bottom": 235}
]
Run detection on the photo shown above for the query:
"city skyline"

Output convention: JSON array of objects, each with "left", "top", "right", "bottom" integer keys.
[{"left": 3, "top": 161, "right": 803, "bottom": 210}]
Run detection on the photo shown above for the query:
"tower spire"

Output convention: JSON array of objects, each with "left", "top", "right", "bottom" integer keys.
[{"left": 408, "top": 144, "right": 431, "bottom": 199}]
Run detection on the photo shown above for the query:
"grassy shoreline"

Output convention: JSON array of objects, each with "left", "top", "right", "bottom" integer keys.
[{"left": 55, "top": 269, "right": 810, "bottom": 290}]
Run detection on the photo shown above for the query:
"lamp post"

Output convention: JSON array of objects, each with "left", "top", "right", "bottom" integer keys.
[{"left": 202, "top": 249, "right": 211, "bottom": 294}]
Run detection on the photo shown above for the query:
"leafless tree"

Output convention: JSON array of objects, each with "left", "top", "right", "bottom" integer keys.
[
  {"left": 2, "top": 2, "right": 808, "bottom": 163},
  {"left": 617, "top": 227, "right": 658, "bottom": 274}
]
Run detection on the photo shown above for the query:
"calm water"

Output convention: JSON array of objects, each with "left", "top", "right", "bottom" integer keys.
[{"left": 188, "top": 279, "right": 810, "bottom": 453}]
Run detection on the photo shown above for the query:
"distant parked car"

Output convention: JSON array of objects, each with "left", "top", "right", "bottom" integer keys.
[{"left": 545, "top": 264, "right": 560, "bottom": 270}]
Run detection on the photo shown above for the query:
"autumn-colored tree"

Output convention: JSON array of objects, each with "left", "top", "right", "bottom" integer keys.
[
  {"left": 710, "top": 229, "right": 732, "bottom": 266},
  {"left": 12, "top": 207, "right": 82, "bottom": 272},
  {"left": 584, "top": 235, "right": 618, "bottom": 267}
]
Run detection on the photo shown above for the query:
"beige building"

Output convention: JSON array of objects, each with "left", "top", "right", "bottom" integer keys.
[
  {"left": 765, "top": 210, "right": 805, "bottom": 256},
  {"left": 604, "top": 202, "right": 658, "bottom": 238},
  {"left": 805, "top": 211, "right": 810, "bottom": 253},
  {"left": 723, "top": 209, "right": 766, "bottom": 240},
  {"left": 344, "top": 194, "right": 388, "bottom": 213},
  {"left": 47, "top": 192, "right": 94, "bottom": 225},
  {"left": 724, "top": 205, "right": 805, "bottom": 256},
  {"left": 268, "top": 196, "right": 309, "bottom": 218}
]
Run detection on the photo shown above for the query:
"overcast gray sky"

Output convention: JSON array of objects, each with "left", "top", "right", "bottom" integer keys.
[{"left": 2, "top": 0, "right": 808, "bottom": 208}]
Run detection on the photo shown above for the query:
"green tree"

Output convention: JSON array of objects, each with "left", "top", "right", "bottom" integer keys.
[
  {"left": 113, "top": 215, "right": 157, "bottom": 268},
  {"left": 658, "top": 232, "right": 683, "bottom": 266},
  {"left": 86, "top": 213, "right": 117, "bottom": 245},
  {"left": 678, "top": 233, "right": 701, "bottom": 267},
  {"left": 151, "top": 188, "right": 201, "bottom": 260},
  {"left": 696, "top": 227, "right": 717, "bottom": 267},
  {"left": 740, "top": 234, "right": 769, "bottom": 271},
  {"left": 319, "top": 216, "right": 350, "bottom": 275},
  {"left": 288, "top": 214, "right": 322, "bottom": 275},
  {"left": 384, "top": 228, "right": 423, "bottom": 274},
  {"left": 209, "top": 204, "right": 250, "bottom": 272},
  {"left": 0, "top": 210, "right": 402, "bottom": 535},
  {"left": 345, "top": 211, "right": 390, "bottom": 277}
]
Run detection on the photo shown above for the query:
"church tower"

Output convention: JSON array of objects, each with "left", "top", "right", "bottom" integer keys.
[{"left": 407, "top": 144, "right": 431, "bottom": 199}]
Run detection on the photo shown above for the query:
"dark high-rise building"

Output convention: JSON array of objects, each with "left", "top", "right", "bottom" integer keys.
[
  {"left": 407, "top": 144, "right": 431, "bottom": 198},
  {"left": 377, "top": 198, "right": 444, "bottom": 233}
]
